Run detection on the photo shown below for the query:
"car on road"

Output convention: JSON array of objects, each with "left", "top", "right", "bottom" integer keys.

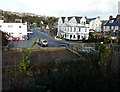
[
  {"left": 55, "top": 36, "right": 62, "bottom": 40},
  {"left": 56, "top": 44, "right": 67, "bottom": 47},
  {"left": 39, "top": 39, "right": 48, "bottom": 47},
  {"left": 40, "top": 30, "right": 44, "bottom": 32}
]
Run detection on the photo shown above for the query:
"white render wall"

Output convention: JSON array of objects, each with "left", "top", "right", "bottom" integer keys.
[
  {"left": 0, "top": 22, "right": 27, "bottom": 40},
  {"left": 89, "top": 18, "right": 102, "bottom": 32}
]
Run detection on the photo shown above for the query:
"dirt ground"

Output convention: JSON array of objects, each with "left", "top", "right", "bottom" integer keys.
[{"left": 2, "top": 48, "right": 82, "bottom": 67}]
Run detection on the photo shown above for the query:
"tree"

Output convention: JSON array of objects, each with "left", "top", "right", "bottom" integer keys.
[{"left": 0, "top": 31, "right": 10, "bottom": 46}]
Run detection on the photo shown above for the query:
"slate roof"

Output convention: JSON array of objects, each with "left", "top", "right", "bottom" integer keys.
[
  {"left": 75, "top": 17, "right": 82, "bottom": 23},
  {"left": 61, "top": 17, "right": 66, "bottom": 23},
  {"left": 85, "top": 17, "right": 90, "bottom": 24},
  {"left": 88, "top": 18, "right": 96, "bottom": 22},
  {"left": 61, "top": 16, "right": 90, "bottom": 24},
  {"left": 105, "top": 18, "right": 120, "bottom": 26},
  {"left": 68, "top": 17, "right": 72, "bottom": 21}
]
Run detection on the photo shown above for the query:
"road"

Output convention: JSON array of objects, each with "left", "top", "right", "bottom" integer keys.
[
  {"left": 9, "top": 29, "right": 64, "bottom": 48},
  {"left": 32, "top": 29, "right": 63, "bottom": 47},
  {"left": 9, "top": 33, "right": 41, "bottom": 48}
]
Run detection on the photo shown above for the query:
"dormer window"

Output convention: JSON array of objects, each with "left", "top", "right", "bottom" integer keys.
[
  {"left": 109, "top": 20, "right": 114, "bottom": 23},
  {"left": 118, "top": 19, "right": 120, "bottom": 23},
  {"left": 19, "top": 26, "right": 21, "bottom": 28}
]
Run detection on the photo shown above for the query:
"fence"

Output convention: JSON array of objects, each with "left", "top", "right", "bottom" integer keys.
[{"left": 66, "top": 43, "right": 98, "bottom": 56}]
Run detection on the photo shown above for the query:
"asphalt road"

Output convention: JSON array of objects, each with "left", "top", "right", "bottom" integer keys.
[
  {"left": 9, "top": 29, "right": 64, "bottom": 48},
  {"left": 32, "top": 29, "right": 63, "bottom": 47}
]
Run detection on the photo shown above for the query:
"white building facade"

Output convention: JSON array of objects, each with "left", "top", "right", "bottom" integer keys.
[
  {"left": 57, "top": 16, "right": 89, "bottom": 40},
  {"left": 0, "top": 20, "right": 27, "bottom": 40},
  {"left": 88, "top": 17, "right": 102, "bottom": 32}
]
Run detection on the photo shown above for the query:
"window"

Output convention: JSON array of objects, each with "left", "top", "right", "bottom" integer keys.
[
  {"left": 109, "top": 20, "right": 114, "bottom": 23},
  {"left": 19, "top": 33, "right": 22, "bottom": 34},
  {"left": 0, "top": 25, "right": 2, "bottom": 27},
  {"left": 84, "top": 22, "right": 85, "bottom": 25},
  {"left": 110, "top": 26, "right": 111, "bottom": 29},
  {"left": 73, "top": 35, "right": 75, "bottom": 38},
  {"left": 119, "top": 19, "right": 120, "bottom": 23},
  {"left": 74, "top": 27, "right": 76, "bottom": 32},
  {"left": 8, "top": 25, "right": 13, "bottom": 28},
  {"left": 19, "top": 26, "right": 21, "bottom": 28},
  {"left": 79, "top": 28, "right": 81, "bottom": 32},
  {"left": 70, "top": 35, "right": 72, "bottom": 39},
  {"left": 85, "top": 28, "right": 87, "bottom": 32}
]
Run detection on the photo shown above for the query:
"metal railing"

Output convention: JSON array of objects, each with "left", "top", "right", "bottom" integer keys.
[{"left": 66, "top": 43, "right": 98, "bottom": 56}]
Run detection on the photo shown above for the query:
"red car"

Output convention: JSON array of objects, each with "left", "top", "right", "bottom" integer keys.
[
  {"left": 40, "top": 30, "right": 44, "bottom": 32},
  {"left": 12, "top": 37, "right": 16, "bottom": 41},
  {"left": 16, "top": 37, "right": 19, "bottom": 41}
]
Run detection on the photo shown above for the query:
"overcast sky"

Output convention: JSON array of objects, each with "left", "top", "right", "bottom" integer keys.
[{"left": 0, "top": 0, "right": 120, "bottom": 20}]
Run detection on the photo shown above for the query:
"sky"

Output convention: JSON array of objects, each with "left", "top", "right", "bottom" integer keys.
[{"left": 0, "top": 0, "right": 120, "bottom": 20}]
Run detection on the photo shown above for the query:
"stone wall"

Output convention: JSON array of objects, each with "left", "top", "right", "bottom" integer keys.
[{"left": 3, "top": 47, "right": 67, "bottom": 52}]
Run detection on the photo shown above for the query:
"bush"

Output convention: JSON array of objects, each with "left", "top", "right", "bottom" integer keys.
[
  {"left": 83, "top": 36, "right": 99, "bottom": 43},
  {"left": 1, "top": 31, "right": 10, "bottom": 46}
]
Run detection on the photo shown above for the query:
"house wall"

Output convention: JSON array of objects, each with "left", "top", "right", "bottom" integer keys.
[
  {"left": 89, "top": 18, "right": 102, "bottom": 32},
  {"left": 0, "top": 22, "right": 27, "bottom": 40}
]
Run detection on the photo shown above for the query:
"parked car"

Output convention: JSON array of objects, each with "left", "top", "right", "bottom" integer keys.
[
  {"left": 39, "top": 39, "right": 48, "bottom": 47},
  {"left": 40, "top": 30, "right": 44, "bottom": 32},
  {"left": 16, "top": 37, "right": 19, "bottom": 41},
  {"left": 12, "top": 37, "right": 16, "bottom": 41},
  {"left": 56, "top": 44, "right": 67, "bottom": 47},
  {"left": 55, "top": 36, "right": 62, "bottom": 40}
]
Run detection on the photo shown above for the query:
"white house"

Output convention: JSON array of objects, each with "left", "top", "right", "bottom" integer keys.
[
  {"left": 0, "top": 20, "right": 28, "bottom": 40},
  {"left": 88, "top": 17, "right": 102, "bottom": 32},
  {"left": 57, "top": 16, "right": 90, "bottom": 40}
]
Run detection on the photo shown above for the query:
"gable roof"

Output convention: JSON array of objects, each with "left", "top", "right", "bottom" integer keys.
[
  {"left": 68, "top": 17, "right": 72, "bottom": 21},
  {"left": 61, "top": 17, "right": 66, "bottom": 23},
  {"left": 88, "top": 18, "right": 96, "bottom": 22},
  {"left": 105, "top": 18, "right": 120, "bottom": 26},
  {"left": 75, "top": 17, "right": 82, "bottom": 23},
  {"left": 85, "top": 17, "right": 90, "bottom": 24},
  {"left": 60, "top": 16, "right": 90, "bottom": 24}
]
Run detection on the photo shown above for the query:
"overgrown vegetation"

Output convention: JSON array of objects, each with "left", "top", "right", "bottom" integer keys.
[
  {"left": 1, "top": 31, "right": 10, "bottom": 46},
  {"left": 2, "top": 33, "right": 120, "bottom": 92}
]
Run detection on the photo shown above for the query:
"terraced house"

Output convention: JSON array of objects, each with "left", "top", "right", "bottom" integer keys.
[
  {"left": 57, "top": 16, "right": 90, "bottom": 40},
  {"left": 104, "top": 15, "right": 120, "bottom": 32}
]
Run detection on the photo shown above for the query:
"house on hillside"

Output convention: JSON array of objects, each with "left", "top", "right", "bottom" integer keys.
[
  {"left": 104, "top": 15, "right": 120, "bottom": 32},
  {"left": 88, "top": 16, "right": 102, "bottom": 32},
  {"left": 57, "top": 16, "right": 89, "bottom": 40}
]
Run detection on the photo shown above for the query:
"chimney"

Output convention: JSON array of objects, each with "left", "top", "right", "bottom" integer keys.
[
  {"left": 116, "top": 15, "right": 120, "bottom": 21},
  {"left": 98, "top": 16, "right": 100, "bottom": 20},
  {"left": 118, "top": 1, "right": 120, "bottom": 14},
  {"left": 109, "top": 16, "right": 113, "bottom": 20}
]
